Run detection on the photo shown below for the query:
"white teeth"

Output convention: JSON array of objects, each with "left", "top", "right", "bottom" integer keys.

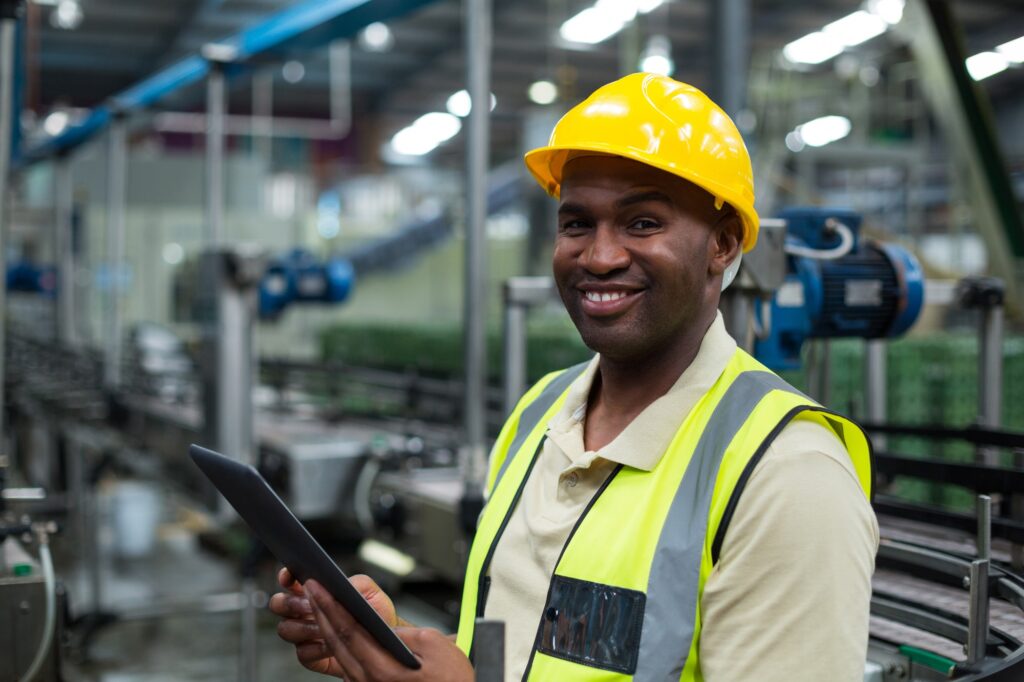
[{"left": 585, "top": 291, "right": 628, "bottom": 302}]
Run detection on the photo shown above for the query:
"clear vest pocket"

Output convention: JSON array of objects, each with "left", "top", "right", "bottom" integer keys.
[{"left": 536, "top": 575, "right": 646, "bottom": 674}]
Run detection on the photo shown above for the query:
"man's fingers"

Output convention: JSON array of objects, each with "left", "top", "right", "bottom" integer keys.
[
  {"left": 268, "top": 592, "right": 313, "bottom": 619},
  {"left": 277, "top": 567, "right": 306, "bottom": 596},
  {"left": 276, "top": 618, "right": 323, "bottom": 644}
]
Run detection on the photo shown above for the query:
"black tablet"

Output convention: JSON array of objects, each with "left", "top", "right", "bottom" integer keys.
[{"left": 189, "top": 444, "right": 421, "bottom": 669}]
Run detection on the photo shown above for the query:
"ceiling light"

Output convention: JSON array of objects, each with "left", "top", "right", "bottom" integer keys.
[
  {"left": 390, "top": 112, "right": 462, "bottom": 157},
  {"left": 162, "top": 243, "right": 185, "bottom": 266},
  {"left": 528, "top": 80, "right": 558, "bottom": 105},
  {"left": 783, "top": 32, "right": 844, "bottom": 65},
  {"left": 358, "top": 22, "right": 394, "bottom": 52},
  {"left": 795, "top": 115, "right": 851, "bottom": 147},
  {"left": 866, "top": 0, "right": 904, "bottom": 25},
  {"left": 822, "top": 11, "right": 887, "bottom": 47},
  {"left": 445, "top": 89, "right": 496, "bottom": 118},
  {"left": 965, "top": 52, "right": 1009, "bottom": 81},
  {"left": 282, "top": 60, "right": 305, "bottom": 83},
  {"left": 639, "top": 35, "right": 674, "bottom": 76},
  {"left": 996, "top": 35, "right": 1024, "bottom": 63},
  {"left": 784, "top": 131, "right": 805, "bottom": 153},
  {"left": 43, "top": 110, "right": 69, "bottom": 136},
  {"left": 31, "top": 0, "right": 59, "bottom": 6},
  {"left": 51, "top": 0, "right": 83, "bottom": 30}
]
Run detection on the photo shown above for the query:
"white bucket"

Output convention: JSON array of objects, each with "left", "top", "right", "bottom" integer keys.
[{"left": 111, "top": 481, "right": 162, "bottom": 558}]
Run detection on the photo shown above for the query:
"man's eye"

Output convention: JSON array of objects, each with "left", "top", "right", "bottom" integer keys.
[
  {"left": 560, "top": 220, "right": 590, "bottom": 232},
  {"left": 630, "top": 218, "right": 660, "bottom": 230}
]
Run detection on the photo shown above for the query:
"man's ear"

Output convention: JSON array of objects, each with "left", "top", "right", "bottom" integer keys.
[{"left": 708, "top": 211, "right": 742, "bottom": 277}]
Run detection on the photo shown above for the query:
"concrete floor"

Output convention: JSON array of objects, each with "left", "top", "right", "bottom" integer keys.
[{"left": 55, "top": 480, "right": 450, "bottom": 682}]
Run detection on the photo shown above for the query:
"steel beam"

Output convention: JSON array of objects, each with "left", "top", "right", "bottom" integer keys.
[
  {"left": 711, "top": 0, "right": 749, "bottom": 117},
  {"left": 53, "top": 157, "right": 76, "bottom": 346},
  {"left": 461, "top": 0, "right": 491, "bottom": 493},
  {"left": 103, "top": 118, "right": 126, "bottom": 390},
  {"left": 205, "top": 64, "right": 226, "bottom": 246},
  {"left": 0, "top": 8, "right": 18, "bottom": 446}
]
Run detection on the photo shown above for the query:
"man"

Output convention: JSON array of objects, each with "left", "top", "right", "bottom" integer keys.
[{"left": 271, "top": 73, "right": 878, "bottom": 681}]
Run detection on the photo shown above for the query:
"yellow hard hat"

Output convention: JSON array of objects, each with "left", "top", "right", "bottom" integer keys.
[{"left": 524, "top": 72, "right": 760, "bottom": 252}]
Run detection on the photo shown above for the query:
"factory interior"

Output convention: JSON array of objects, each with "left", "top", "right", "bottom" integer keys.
[{"left": 1, "top": 0, "right": 1024, "bottom": 680}]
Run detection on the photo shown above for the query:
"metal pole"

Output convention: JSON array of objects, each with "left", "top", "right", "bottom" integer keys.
[
  {"left": 977, "top": 494, "right": 991, "bottom": 560},
  {"left": 103, "top": 118, "right": 126, "bottom": 390},
  {"left": 966, "top": 558, "right": 990, "bottom": 664},
  {"left": 251, "top": 70, "right": 273, "bottom": 163},
  {"left": 712, "top": 0, "right": 750, "bottom": 117},
  {"left": 978, "top": 302, "right": 1003, "bottom": 465},
  {"left": 205, "top": 65, "right": 226, "bottom": 246},
  {"left": 865, "top": 340, "right": 887, "bottom": 451},
  {"left": 54, "top": 156, "right": 76, "bottom": 346},
  {"left": 503, "top": 299, "right": 526, "bottom": 418},
  {"left": 461, "top": 0, "right": 491, "bottom": 491},
  {"left": 502, "top": 277, "right": 553, "bottom": 416},
  {"left": 0, "top": 10, "right": 19, "bottom": 446}
]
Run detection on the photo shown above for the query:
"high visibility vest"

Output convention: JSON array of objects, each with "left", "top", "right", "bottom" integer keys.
[{"left": 456, "top": 348, "right": 872, "bottom": 681}]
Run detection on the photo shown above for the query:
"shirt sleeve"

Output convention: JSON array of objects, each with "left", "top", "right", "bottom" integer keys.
[{"left": 698, "top": 419, "right": 879, "bottom": 682}]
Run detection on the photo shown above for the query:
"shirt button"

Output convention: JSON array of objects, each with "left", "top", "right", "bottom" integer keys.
[{"left": 565, "top": 472, "right": 579, "bottom": 487}]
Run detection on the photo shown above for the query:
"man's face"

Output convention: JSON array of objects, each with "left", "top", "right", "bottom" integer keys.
[{"left": 553, "top": 155, "right": 739, "bottom": 362}]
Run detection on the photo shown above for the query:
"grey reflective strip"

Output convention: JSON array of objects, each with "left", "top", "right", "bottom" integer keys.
[
  {"left": 633, "top": 371, "right": 803, "bottom": 681},
  {"left": 493, "top": 361, "right": 590, "bottom": 490}
]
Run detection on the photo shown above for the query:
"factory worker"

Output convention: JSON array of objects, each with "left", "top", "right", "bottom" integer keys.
[{"left": 270, "top": 73, "right": 878, "bottom": 682}]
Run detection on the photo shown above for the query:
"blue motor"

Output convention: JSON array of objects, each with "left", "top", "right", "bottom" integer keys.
[
  {"left": 755, "top": 208, "right": 924, "bottom": 370},
  {"left": 259, "top": 249, "right": 355, "bottom": 320}
]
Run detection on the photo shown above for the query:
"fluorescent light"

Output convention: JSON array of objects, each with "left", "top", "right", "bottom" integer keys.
[
  {"left": 359, "top": 22, "right": 394, "bottom": 53},
  {"left": 966, "top": 51, "right": 1009, "bottom": 81},
  {"left": 528, "top": 80, "right": 558, "bottom": 105},
  {"left": 51, "top": 0, "right": 82, "bottom": 30},
  {"left": 795, "top": 115, "right": 851, "bottom": 147},
  {"left": 357, "top": 539, "right": 416, "bottom": 577},
  {"left": 559, "top": 0, "right": 669, "bottom": 45},
  {"left": 445, "top": 89, "right": 496, "bottom": 118},
  {"left": 43, "top": 110, "right": 69, "bottom": 136},
  {"left": 996, "top": 35, "right": 1024, "bottom": 63},
  {"left": 783, "top": 31, "right": 844, "bottom": 65},
  {"left": 639, "top": 35, "right": 674, "bottom": 76},
  {"left": 822, "top": 11, "right": 887, "bottom": 47},
  {"left": 866, "top": 0, "right": 904, "bottom": 25},
  {"left": 390, "top": 112, "right": 462, "bottom": 157},
  {"left": 560, "top": 7, "right": 623, "bottom": 44}
]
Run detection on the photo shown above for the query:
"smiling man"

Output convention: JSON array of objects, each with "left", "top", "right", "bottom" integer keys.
[{"left": 271, "top": 73, "right": 878, "bottom": 682}]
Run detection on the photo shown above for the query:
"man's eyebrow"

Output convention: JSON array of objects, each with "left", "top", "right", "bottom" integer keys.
[
  {"left": 615, "top": 190, "right": 674, "bottom": 209},
  {"left": 557, "top": 201, "right": 589, "bottom": 214}
]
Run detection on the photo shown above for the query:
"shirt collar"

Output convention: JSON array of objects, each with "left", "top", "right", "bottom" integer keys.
[{"left": 546, "top": 311, "right": 737, "bottom": 471}]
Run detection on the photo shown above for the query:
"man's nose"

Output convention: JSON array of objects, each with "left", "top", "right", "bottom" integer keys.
[{"left": 580, "top": 225, "right": 630, "bottom": 275}]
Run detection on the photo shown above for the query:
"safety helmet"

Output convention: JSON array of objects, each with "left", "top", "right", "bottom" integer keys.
[{"left": 524, "top": 72, "right": 760, "bottom": 253}]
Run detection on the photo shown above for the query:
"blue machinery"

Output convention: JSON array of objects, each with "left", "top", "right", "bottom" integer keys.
[{"left": 754, "top": 207, "right": 925, "bottom": 370}]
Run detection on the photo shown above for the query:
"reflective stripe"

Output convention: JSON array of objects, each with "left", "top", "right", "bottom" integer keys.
[
  {"left": 493, "top": 360, "right": 590, "bottom": 490},
  {"left": 633, "top": 371, "right": 802, "bottom": 681}
]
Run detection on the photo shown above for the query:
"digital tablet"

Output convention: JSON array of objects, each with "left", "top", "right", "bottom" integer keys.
[{"left": 189, "top": 444, "right": 421, "bottom": 669}]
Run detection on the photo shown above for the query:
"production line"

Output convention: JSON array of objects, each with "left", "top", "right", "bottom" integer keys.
[{"left": 0, "top": 0, "right": 1023, "bottom": 680}]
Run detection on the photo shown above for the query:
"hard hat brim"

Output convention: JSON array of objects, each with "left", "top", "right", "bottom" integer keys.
[{"left": 524, "top": 143, "right": 759, "bottom": 253}]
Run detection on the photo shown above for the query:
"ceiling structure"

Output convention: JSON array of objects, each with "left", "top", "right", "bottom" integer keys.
[{"left": 22, "top": 0, "right": 1024, "bottom": 167}]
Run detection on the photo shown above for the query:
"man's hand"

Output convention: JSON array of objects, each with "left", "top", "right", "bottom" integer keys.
[{"left": 269, "top": 568, "right": 474, "bottom": 681}]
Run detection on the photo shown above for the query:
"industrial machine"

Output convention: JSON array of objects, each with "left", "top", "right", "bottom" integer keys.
[
  {"left": 0, "top": 458, "right": 64, "bottom": 682},
  {"left": 753, "top": 208, "right": 925, "bottom": 369}
]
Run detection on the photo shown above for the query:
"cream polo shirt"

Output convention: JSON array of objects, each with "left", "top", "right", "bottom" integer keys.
[{"left": 483, "top": 312, "right": 879, "bottom": 682}]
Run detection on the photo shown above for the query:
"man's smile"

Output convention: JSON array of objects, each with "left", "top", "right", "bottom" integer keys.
[{"left": 577, "top": 285, "right": 644, "bottom": 317}]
